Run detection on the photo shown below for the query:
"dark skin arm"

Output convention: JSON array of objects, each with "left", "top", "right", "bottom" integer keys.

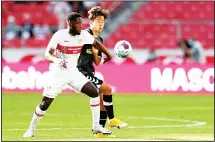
[
  {"left": 92, "top": 46, "right": 101, "bottom": 66},
  {"left": 44, "top": 48, "right": 67, "bottom": 69},
  {"left": 44, "top": 48, "right": 55, "bottom": 63},
  {"left": 92, "top": 39, "right": 112, "bottom": 63}
]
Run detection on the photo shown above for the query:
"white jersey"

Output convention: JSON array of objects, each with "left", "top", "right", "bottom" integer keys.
[{"left": 45, "top": 29, "right": 95, "bottom": 70}]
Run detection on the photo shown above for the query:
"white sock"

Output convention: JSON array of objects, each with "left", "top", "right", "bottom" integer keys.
[
  {"left": 90, "top": 97, "right": 100, "bottom": 129},
  {"left": 28, "top": 105, "right": 46, "bottom": 130}
]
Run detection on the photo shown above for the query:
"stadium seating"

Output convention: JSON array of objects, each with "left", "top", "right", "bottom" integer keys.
[
  {"left": 105, "top": 2, "right": 214, "bottom": 49},
  {"left": 24, "top": 38, "right": 50, "bottom": 48},
  {"left": 2, "top": 2, "right": 57, "bottom": 27},
  {"left": 181, "top": 24, "right": 214, "bottom": 48},
  {"left": 2, "top": 1, "right": 214, "bottom": 65},
  {"left": 105, "top": 24, "right": 177, "bottom": 48},
  {"left": 132, "top": 2, "right": 214, "bottom": 20},
  {"left": 3, "top": 38, "right": 22, "bottom": 48}
]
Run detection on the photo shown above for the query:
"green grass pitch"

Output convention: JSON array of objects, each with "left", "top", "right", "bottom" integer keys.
[{"left": 2, "top": 92, "right": 214, "bottom": 141}]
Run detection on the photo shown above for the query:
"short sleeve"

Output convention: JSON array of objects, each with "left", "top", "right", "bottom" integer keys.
[
  {"left": 82, "top": 30, "right": 95, "bottom": 44},
  {"left": 47, "top": 31, "right": 59, "bottom": 50}
]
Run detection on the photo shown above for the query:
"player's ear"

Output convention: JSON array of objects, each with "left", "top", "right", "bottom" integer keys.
[
  {"left": 68, "top": 21, "right": 72, "bottom": 27},
  {"left": 67, "top": 21, "right": 72, "bottom": 27}
]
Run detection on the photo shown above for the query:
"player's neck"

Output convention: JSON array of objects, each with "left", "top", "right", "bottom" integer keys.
[
  {"left": 91, "top": 29, "right": 100, "bottom": 37},
  {"left": 67, "top": 28, "right": 77, "bottom": 36}
]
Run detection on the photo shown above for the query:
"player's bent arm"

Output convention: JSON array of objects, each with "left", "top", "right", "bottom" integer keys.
[
  {"left": 44, "top": 48, "right": 59, "bottom": 63},
  {"left": 44, "top": 30, "right": 62, "bottom": 64},
  {"left": 92, "top": 46, "right": 101, "bottom": 66},
  {"left": 92, "top": 39, "right": 112, "bottom": 61}
]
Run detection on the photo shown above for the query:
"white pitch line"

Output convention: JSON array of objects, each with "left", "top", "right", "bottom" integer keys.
[
  {"left": 3, "top": 116, "right": 207, "bottom": 131},
  {"left": 169, "top": 107, "right": 213, "bottom": 110},
  {"left": 153, "top": 134, "right": 214, "bottom": 141},
  {"left": 128, "top": 116, "right": 207, "bottom": 127},
  {"left": 68, "top": 139, "right": 173, "bottom": 141},
  {"left": 171, "top": 135, "right": 214, "bottom": 141}
]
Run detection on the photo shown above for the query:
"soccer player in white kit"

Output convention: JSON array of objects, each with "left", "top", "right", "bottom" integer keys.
[{"left": 23, "top": 12, "right": 112, "bottom": 137}]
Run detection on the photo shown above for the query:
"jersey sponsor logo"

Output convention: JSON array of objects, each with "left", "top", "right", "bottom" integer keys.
[
  {"left": 56, "top": 44, "right": 82, "bottom": 54},
  {"left": 61, "top": 46, "right": 68, "bottom": 53},
  {"left": 86, "top": 49, "right": 92, "bottom": 54}
]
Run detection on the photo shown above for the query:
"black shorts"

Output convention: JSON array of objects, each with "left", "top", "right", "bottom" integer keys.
[{"left": 83, "top": 73, "right": 103, "bottom": 88}]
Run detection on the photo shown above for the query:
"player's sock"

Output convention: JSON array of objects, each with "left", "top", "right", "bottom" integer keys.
[
  {"left": 29, "top": 105, "right": 46, "bottom": 130},
  {"left": 99, "top": 111, "right": 107, "bottom": 127},
  {"left": 90, "top": 97, "right": 100, "bottom": 129},
  {"left": 103, "top": 95, "right": 114, "bottom": 119}
]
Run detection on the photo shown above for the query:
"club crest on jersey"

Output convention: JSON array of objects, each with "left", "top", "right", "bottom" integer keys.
[
  {"left": 86, "top": 49, "right": 92, "bottom": 54},
  {"left": 78, "top": 39, "right": 83, "bottom": 45}
]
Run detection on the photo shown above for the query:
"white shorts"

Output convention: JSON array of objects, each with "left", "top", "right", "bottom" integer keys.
[
  {"left": 43, "top": 68, "right": 89, "bottom": 98},
  {"left": 81, "top": 71, "right": 104, "bottom": 89}
]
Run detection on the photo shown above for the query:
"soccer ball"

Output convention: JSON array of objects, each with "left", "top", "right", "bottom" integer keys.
[{"left": 114, "top": 40, "right": 132, "bottom": 58}]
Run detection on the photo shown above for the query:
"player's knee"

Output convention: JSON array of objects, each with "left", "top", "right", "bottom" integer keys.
[
  {"left": 39, "top": 98, "right": 54, "bottom": 111},
  {"left": 81, "top": 82, "right": 99, "bottom": 98},
  {"left": 90, "top": 87, "right": 99, "bottom": 98},
  {"left": 105, "top": 86, "right": 112, "bottom": 95}
]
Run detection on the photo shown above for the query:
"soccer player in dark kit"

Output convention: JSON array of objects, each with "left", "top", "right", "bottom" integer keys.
[{"left": 77, "top": 6, "right": 127, "bottom": 136}]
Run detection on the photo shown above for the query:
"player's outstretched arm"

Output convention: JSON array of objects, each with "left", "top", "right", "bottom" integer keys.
[{"left": 93, "top": 39, "right": 112, "bottom": 63}]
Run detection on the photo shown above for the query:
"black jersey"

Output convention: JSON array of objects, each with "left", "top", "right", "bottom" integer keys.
[{"left": 77, "top": 29, "right": 103, "bottom": 75}]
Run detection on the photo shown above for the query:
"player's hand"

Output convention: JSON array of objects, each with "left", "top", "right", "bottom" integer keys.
[
  {"left": 58, "top": 59, "right": 68, "bottom": 69},
  {"left": 103, "top": 54, "right": 112, "bottom": 64}
]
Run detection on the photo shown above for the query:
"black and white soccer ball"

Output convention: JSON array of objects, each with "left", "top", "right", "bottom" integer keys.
[{"left": 114, "top": 40, "right": 132, "bottom": 58}]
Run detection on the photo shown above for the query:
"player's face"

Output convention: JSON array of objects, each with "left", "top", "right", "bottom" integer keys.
[
  {"left": 71, "top": 17, "right": 83, "bottom": 35},
  {"left": 91, "top": 16, "right": 105, "bottom": 32}
]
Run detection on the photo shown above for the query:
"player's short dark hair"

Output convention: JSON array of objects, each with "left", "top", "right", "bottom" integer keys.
[
  {"left": 88, "top": 6, "right": 110, "bottom": 21},
  {"left": 66, "top": 12, "right": 81, "bottom": 23}
]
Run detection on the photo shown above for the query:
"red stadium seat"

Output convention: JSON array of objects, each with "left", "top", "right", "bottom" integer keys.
[
  {"left": 24, "top": 38, "right": 49, "bottom": 48},
  {"left": 3, "top": 39, "right": 22, "bottom": 48}
]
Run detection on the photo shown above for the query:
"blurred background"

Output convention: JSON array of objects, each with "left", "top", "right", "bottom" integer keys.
[{"left": 2, "top": 1, "right": 214, "bottom": 64}]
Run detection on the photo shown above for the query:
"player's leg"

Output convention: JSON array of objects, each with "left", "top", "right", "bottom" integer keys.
[
  {"left": 99, "top": 83, "right": 114, "bottom": 119},
  {"left": 99, "top": 82, "right": 127, "bottom": 128},
  {"left": 23, "top": 72, "right": 64, "bottom": 137},
  {"left": 84, "top": 73, "right": 108, "bottom": 128},
  {"left": 23, "top": 96, "right": 54, "bottom": 137},
  {"left": 99, "top": 92, "right": 108, "bottom": 128},
  {"left": 68, "top": 70, "right": 111, "bottom": 135}
]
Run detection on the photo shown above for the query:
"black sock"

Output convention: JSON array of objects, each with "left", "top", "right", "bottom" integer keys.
[
  {"left": 99, "top": 111, "right": 107, "bottom": 127},
  {"left": 103, "top": 95, "right": 114, "bottom": 119}
]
